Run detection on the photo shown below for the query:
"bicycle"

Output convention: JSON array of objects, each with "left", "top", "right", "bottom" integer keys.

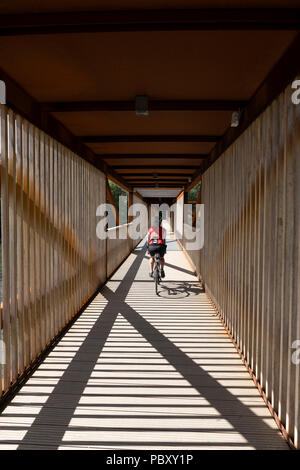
[{"left": 153, "top": 252, "right": 161, "bottom": 295}]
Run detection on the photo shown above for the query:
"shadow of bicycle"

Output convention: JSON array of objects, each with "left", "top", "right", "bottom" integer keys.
[{"left": 157, "top": 280, "right": 204, "bottom": 299}]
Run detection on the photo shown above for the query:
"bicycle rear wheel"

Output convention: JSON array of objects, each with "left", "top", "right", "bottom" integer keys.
[
  {"left": 153, "top": 253, "right": 161, "bottom": 295},
  {"left": 153, "top": 264, "right": 160, "bottom": 295}
]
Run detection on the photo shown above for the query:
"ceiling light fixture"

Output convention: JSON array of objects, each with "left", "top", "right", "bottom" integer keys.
[
  {"left": 231, "top": 109, "right": 241, "bottom": 128},
  {"left": 135, "top": 95, "right": 149, "bottom": 116}
]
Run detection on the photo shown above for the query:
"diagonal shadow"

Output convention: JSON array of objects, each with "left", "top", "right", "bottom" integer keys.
[
  {"left": 16, "top": 246, "right": 146, "bottom": 450},
  {"left": 98, "top": 287, "right": 288, "bottom": 449},
  {"left": 12, "top": 243, "right": 288, "bottom": 450}
]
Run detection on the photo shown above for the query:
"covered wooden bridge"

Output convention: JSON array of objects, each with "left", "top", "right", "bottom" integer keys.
[{"left": 0, "top": 1, "right": 299, "bottom": 450}]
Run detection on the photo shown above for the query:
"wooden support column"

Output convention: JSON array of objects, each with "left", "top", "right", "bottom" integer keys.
[
  {"left": 192, "top": 179, "right": 202, "bottom": 227},
  {"left": 183, "top": 190, "right": 189, "bottom": 205},
  {"left": 106, "top": 177, "right": 120, "bottom": 226},
  {"left": 128, "top": 190, "right": 133, "bottom": 224}
]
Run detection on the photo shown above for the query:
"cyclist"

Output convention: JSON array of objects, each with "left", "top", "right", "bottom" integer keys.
[{"left": 147, "top": 217, "right": 167, "bottom": 278}]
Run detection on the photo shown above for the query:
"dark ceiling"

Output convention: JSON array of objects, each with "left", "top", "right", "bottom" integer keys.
[{"left": 0, "top": 1, "right": 299, "bottom": 190}]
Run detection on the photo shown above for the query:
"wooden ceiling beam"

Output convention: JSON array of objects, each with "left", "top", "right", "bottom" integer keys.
[
  {"left": 126, "top": 176, "right": 189, "bottom": 180},
  {"left": 43, "top": 99, "right": 247, "bottom": 112},
  {"left": 98, "top": 154, "right": 209, "bottom": 159},
  {"left": 132, "top": 184, "right": 185, "bottom": 188},
  {"left": 84, "top": 135, "right": 220, "bottom": 143},
  {"left": 113, "top": 165, "right": 198, "bottom": 170},
  {"left": 0, "top": 9, "right": 299, "bottom": 35},
  {"left": 124, "top": 173, "right": 192, "bottom": 178},
  {"left": 129, "top": 181, "right": 188, "bottom": 185}
]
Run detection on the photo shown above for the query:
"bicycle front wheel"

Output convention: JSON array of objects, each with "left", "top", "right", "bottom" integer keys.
[
  {"left": 155, "top": 275, "right": 160, "bottom": 295},
  {"left": 153, "top": 267, "right": 160, "bottom": 295}
]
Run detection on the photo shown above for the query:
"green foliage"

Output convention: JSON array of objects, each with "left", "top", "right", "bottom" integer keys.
[
  {"left": 108, "top": 180, "right": 127, "bottom": 207},
  {"left": 108, "top": 180, "right": 128, "bottom": 224},
  {"left": 188, "top": 180, "right": 201, "bottom": 201}
]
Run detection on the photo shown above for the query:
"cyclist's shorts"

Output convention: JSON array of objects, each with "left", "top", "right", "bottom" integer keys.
[{"left": 148, "top": 243, "right": 166, "bottom": 257}]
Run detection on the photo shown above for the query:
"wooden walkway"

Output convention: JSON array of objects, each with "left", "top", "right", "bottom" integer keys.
[{"left": 0, "top": 240, "right": 288, "bottom": 449}]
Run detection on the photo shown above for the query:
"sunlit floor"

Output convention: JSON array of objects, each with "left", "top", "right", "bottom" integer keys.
[{"left": 0, "top": 240, "right": 289, "bottom": 449}]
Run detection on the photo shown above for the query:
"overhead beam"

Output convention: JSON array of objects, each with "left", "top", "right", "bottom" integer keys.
[
  {"left": 129, "top": 182, "right": 188, "bottom": 186},
  {"left": 124, "top": 173, "right": 192, "bottom": 178},
  {"left": 131, "top": 180, "right": 185, "bottom": 186},
  {"left": 113, "top": 165, "right": 198, "bottom": 170},
  {"left": 43, "top": 99, "right": 247, "bottom": 112},
  {"left": 84, "top": 135, "right": 220, "bottom": 143},
  {"left": 143, "top": 197, "right": 178, "bottom": 204},
  {"left": 0, "top": 9, "right": 299, "bottom": 35},
  {"left": 125, "top": 179, "right": 191, "bottom": 183},
  {"left": 133, "top": 184, "right": 184, "bottom": 188},
  {"left": 98, "top": 154, "right": 209, "bottom": 160},
  {"left": 126, "top": 177, "right": 189, "bottom": 181},
  {"left": 185, "top": 32, "right": 300, "bottom": 190}
]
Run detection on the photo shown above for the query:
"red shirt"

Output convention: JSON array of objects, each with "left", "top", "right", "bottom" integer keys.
[{"left": 148, "top": 226, "right": 165, "bottom": 245}]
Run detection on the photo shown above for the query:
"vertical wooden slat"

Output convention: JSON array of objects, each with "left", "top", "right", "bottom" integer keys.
[
  {"left": 70, "top": 154, "right": 74, "bottom": 319},
  {"left": 255, "top": 116, "right": 262, "bottom": 382},
  {"left": 8, "top": 110, "right": 18, "bottom": 382},
  {"left": 60, "top": 145, "right": 65, "bottom": 325},
  {"left": 54, "top": 140, "right": 59, "bottom": 336},
  {"left": 272, "top": 97, "right": 282, "bottom": 412},
  {"left": 15, "top": 115, "right": 25, "bottom": 373},
  {"left": 0, "top": 105, "right": 11, "bottom": 391},
  {"left": 285, "top": 83, "right": 298, "bottom": 442},
  {"left": 65, "top": 148, "right": 69, "bottom": 323},
  {"left": 33, "top": 126, "right": 40, "bottom": 357},
  {"left": 294, "top": 86, "right": 300, "bottom": 449},
  {"left": 47, "top": 134, "right": 53, "bottom": 343},
  {"left": 40, "top": 131, "right": 46, "bottom": 348},
  {"left": 77, "top": 158, "right": 81, "bottom": 302},
  {"left": 45, "top": 134, "right": 50, "bottom": 342},
  {"left": 22, "top": 118, "right": 31, "bottom": 367}
]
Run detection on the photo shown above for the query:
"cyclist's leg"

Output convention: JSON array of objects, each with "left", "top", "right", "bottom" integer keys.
[
  {"left": 160, "top": 244, "right": 166, "bottom": 267},
  {"left": 148, "top": 245, "right": 156, "bottom": 276},
  {"left": 149, "top": 255, "right": 154, "bottom": 275},
  {"left": 159, "top": 245, "right": 166, "bottom": 277}
]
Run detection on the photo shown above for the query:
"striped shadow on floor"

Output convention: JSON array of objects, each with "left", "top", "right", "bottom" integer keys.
[{"left": 0, "top": 240, "right": 289, "bottom": 449}]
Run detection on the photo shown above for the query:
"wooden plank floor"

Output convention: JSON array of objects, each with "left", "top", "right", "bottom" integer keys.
[{"left": 0, "top": 240, "right": 289, "bottom": 449}]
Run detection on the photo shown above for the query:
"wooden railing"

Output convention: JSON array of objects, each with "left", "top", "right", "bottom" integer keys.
[
  {"left": 0, "top": 105, "right": 106, "bottom": 397},
  {"left": 182, "top": 77, "right": 300, "bottom": 448}
]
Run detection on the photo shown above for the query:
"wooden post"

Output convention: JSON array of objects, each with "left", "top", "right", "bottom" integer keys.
[
  {"left": 128, "top": 190, "right": 133, "bottom": 224},
  {"left": 106, "top": 177, "right": 120, "bottom": 226},
  {"left": 192, "top": 179, "right": 202, "bottom": 227}
]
